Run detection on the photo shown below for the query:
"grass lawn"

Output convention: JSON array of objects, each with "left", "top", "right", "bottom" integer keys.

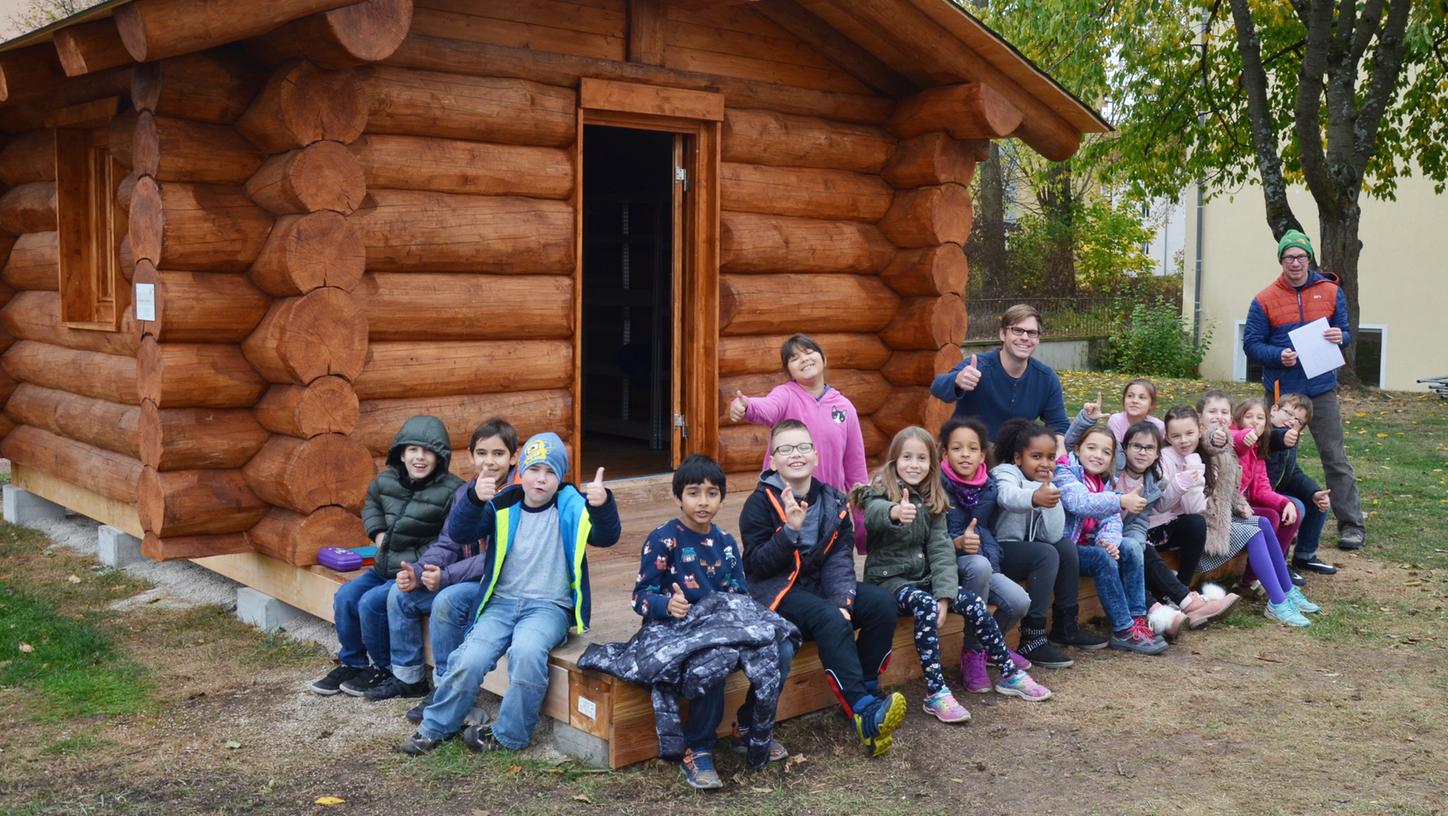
[{"left": 0, "top": 381, "right": 1444, "bottom": 815}]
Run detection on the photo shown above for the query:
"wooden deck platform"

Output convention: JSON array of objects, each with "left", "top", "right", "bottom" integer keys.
[{"left": 16, "top": 468, "right": 1243, "bottom": 768}]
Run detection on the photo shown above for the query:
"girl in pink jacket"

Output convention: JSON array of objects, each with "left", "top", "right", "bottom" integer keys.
[
  {"left": 729, "top": 334, "right": 870, "bottom": 548},
  {"left": 1232, "top": 398, "right": 1304, "bottom": 565}
]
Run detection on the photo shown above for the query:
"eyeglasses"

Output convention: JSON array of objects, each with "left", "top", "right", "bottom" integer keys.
[
  {"left": 1281, "top": 254, "right": 1310, "bottom": 266},
  {"left": 1007, "top": 326, "right": 1042, "bottom": 339},
  {"left": 772, "top": 443, "right": 815, "bottom": 456},
  {"left": 1127, "top": 443, "right": 1158, "bottom": 453}
]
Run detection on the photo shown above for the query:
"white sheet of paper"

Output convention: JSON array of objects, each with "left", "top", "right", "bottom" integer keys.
[
  {"left": 134, "top": 282, "right": 156, "bottom": 321},
  {"left": 1287, "top": 317, "right": 1344, "bottom": 379}
]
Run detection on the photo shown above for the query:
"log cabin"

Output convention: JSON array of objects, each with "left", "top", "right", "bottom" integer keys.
[{"left": 0, "top": 0, "right": 1109, "bottom": 766}]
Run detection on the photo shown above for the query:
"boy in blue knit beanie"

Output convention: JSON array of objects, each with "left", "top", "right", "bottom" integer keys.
[{"left": 399, "top": 432, "right": 621, "bottom": 754}]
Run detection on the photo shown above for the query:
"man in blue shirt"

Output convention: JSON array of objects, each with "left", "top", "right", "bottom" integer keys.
[{"left": 931, "top": 304, "right": 1070, "bottom": 450}]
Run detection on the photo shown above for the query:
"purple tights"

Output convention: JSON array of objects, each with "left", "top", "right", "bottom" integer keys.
[{"left": 1244, "top": 516, "right": 1293, "bottom": 604}]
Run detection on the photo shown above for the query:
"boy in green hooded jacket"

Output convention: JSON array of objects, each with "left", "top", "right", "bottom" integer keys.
[{"left": 309, "top": 415, "right": 464, "bottom": 698}]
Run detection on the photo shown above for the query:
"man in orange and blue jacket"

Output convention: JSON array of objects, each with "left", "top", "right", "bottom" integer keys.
[{"left": 1242, "top": 229, "right": 1366, "bottom": 551}]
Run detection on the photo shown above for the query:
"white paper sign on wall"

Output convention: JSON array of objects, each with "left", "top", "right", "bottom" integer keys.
[{"left": 135, "top": 283, "right": 156, "bottom": 321}]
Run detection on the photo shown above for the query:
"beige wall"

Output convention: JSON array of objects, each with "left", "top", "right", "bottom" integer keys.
[{"left": 1184, "top": 172, "right": 1446, "bottom": 392}]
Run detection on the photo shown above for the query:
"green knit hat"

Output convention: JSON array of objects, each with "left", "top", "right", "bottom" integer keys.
[{"left": 1277, "top": 229, "right": 1315, "bottom": 262}]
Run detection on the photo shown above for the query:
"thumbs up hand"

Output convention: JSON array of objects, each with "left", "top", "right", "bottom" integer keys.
[
  {"left": 954, "top": 518, "right": 981, "bottom": 554},
  {"left": 586, "top": 467, "right": 608, "bottom": 507},
  {"left": 1033, "top": 482, "right": 1061, "bottom": 508},
  {"left": 729, "top": 390, "right": 749, "bottom": 422},
  {"left": 420, "top": 563, "right": 442, "bottom": 592},
  {"left": 396, "top": 561, "right": 417, "bottom": 592},
  {"left": 666, "top": 582, "right": 691, "bottom": 619},
  {"left": 954, "top": 354, "right": 982, "bottom": 392},
  {"left": 1243, "top": 426, "right": 1260, "bottom": 448},
  {"left": 1119, "top": 483, "right": 1148, "bottom": 514},
  {"left": 1313, "top": 489, "right": 1331, "bottom": 512},
  {"left": 474, "top": 472, "right": 498, "bottom": 503},
  {"left": 891, "top": 487, "right": 918, "bottom": 525},
  {"left": 1083, "top": 391, "right": 1104, "bottom": 422},
  {"left": 1283, "top": 426, "right": 1300, "bottom": 448}
]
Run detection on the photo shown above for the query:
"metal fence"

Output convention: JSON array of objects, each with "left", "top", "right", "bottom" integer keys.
[{"left": 965, "top": 296, "right": 1126, "bottom": 342}]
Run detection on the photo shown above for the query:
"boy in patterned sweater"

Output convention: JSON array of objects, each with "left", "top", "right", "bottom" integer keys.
[{"left": 632, "top": 454, "right": 794, "bottom": 789}]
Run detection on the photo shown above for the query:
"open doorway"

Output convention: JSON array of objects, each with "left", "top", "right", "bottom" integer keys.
[{"left": 581, "top": 125, "right": 675, "bottom": 478}]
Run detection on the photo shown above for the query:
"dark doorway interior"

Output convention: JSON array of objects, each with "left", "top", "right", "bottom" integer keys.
[{"left": 581, "top": 125, "right": 674, "bottom": 478}]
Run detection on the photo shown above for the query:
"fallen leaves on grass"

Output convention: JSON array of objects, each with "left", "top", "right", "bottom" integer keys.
[
  {"left": 17, "top": 642, "right": 32, "bottom": 653},
  {"left": 314, "top": 796, "right": 345, "bottom": 806}
]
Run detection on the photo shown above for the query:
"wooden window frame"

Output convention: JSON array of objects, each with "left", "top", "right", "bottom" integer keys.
[
  {"left": 576, "top": 80, "right": 722, "bottom": 470},
  {"left": 54, "top": 103, "right": 126, "bottom": 331}
]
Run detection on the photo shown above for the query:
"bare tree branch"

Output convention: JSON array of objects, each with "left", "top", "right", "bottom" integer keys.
[
  {"left": 1354, "top": 0, "right": 1414, "bottom": 161},
  {"left": 1292, "top": 0, "right": 1336, "bottom": 213},
  {"left": 1227, "top": 0, "right": 1301, "bottom": 237}
]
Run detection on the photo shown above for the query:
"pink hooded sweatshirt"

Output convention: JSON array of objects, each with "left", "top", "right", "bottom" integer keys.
[{"left": 743, "top": 381, "right": 869, "bottom": 493}]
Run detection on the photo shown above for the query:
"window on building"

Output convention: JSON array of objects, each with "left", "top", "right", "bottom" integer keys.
[{"left": 55, "top": 124, "right": 124, "bottom": 329}]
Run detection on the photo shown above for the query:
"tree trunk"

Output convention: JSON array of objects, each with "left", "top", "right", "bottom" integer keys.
[
  {"left": 1317, "top": 206, "right": 1364, "bottom": 387},
  {"left": 965, "top": 142, "right": 1007, "bottom": 298},
  {"left": 1037, "top": 162, "right": 1076, "bottom": 298}
]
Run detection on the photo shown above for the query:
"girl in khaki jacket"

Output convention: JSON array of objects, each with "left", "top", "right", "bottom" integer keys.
[{"left": 855, "top": 426, "right": 1052, "bottom": 725}]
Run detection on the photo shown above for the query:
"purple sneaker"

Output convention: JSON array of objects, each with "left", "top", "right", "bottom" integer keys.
[
  {"left": 1007, "top": 648, "right": 1032, "bottom": 671},
  {"left": 958, "top": 649, "right": 991, "bottom": 693}
]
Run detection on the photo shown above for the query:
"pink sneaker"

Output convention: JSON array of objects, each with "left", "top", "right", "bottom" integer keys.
[
  {"left": 923, "top": 688, "right": 971, "bottom": 722},
  {"left": 1007, "top": 647, "right": 1032, "bottom": 670},
  {"left": 958, "top": 649, "right": 991, "bottom": 693},
  {"left": 994, "top": 671, "right": 1052, "bottom": 701}
]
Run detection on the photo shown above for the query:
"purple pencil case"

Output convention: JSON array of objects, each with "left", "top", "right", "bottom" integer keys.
[{"left": 318, "top": 547, "right": 362, "bottom": 571}]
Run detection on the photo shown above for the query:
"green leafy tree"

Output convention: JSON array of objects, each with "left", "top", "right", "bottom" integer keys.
[
  {"left": 962, "top": 0, "right": 1446, "bottom": 382},
  {"left": 1097, "top": 0, "right": 1445, "bottom": 383}
]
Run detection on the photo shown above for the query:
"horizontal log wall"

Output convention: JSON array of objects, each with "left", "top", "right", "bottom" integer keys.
[
  {"left": 0, "top": 12, "right": 416, "bottom": 564},
  {"left": 0, "top": 0, "right": 988, "bottom": 556},
  {"left": 378, "top": 4, "right": 933, "bottom": 487}
]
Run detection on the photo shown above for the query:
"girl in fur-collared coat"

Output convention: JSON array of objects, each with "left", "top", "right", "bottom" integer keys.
[{"left": 1196, "top": 390, "right": 1320, "bottom": 627}]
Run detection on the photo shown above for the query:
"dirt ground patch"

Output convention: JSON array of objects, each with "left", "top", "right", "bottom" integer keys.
[{"left": 2, "top": 539, "right": 1444, "bottom": 816}]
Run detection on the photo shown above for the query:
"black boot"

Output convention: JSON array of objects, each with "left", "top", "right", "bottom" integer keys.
[
  {"left": 1049, "top": 605, "right": 1108, "bottom": 650},
  {"left": 1016, "top": 615, "right": 1073, "bottom": 668}
]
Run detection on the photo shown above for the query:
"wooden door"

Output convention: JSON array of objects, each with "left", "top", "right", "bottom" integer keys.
[{"left": 577, "top": 80, "right": 721, "bottom": 472}]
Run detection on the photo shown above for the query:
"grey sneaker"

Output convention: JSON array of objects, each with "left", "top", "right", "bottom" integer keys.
[
  {"left": 397, "top": 731, "right": 445, "bottom": 755},
  {"left": 1108, "top": 620, "right": 1168, "bottom": 655},
  {"left": 1337, "top": 527, "right": 1365, "bottom": 550}
]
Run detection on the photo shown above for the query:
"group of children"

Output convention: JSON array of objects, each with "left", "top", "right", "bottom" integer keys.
[{"left": 307, "top": 334, "right": 1336, "bottom": 790}]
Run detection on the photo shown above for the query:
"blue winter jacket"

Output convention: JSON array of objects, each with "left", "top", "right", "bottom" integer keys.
[{"left": 1243, "top": 268, "right": 1351, "bottom": 397}]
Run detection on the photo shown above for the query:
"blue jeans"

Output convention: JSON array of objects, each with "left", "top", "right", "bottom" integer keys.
[
  {"left": 1077, "top": 542, "right": 1144, "bottom": 633},
  {"left": 419, "top": 596, "right": 569, "bottom": 748},
  {"left": 682, "top": 640, "right": 797, "bottom": 751},
  {"left": 386, "top": 582, "right": 484, "bottom": 684},
  {"left": 334, "top": 571, "right": 393, "bottom": 669},
  {"left": 430, "top": 583, "right": 483, "bottom": 684}
]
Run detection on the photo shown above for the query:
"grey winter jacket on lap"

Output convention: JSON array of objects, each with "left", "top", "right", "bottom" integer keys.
[{"left": 579, "top": 592, "right": 800, "bottom": 767}]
